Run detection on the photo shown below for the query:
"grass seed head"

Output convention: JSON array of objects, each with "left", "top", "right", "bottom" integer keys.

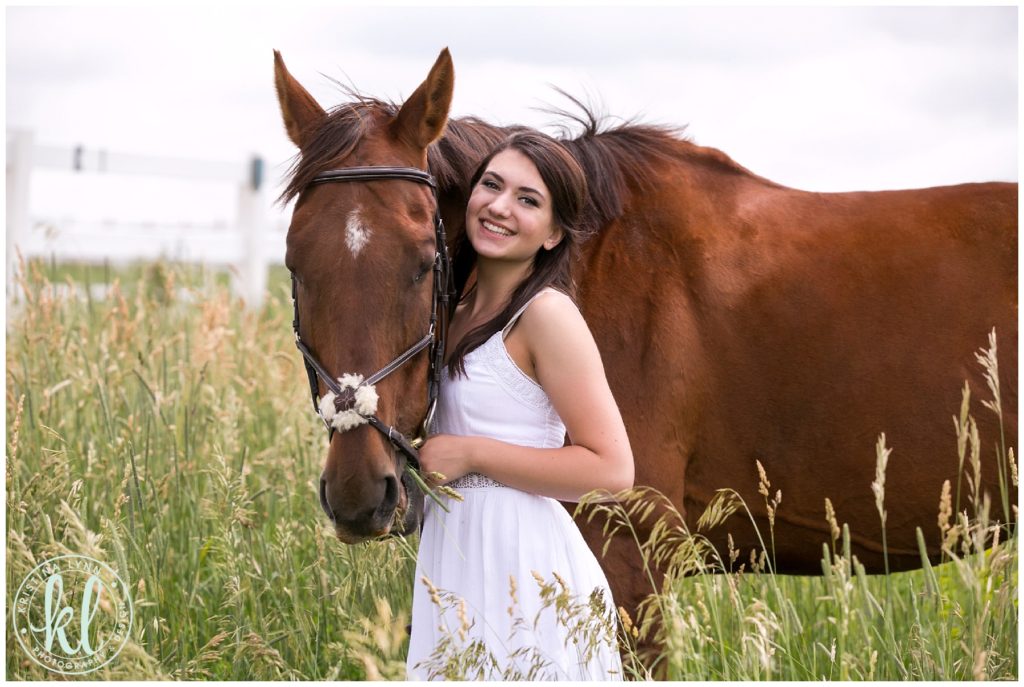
[
  {"left": 756, "top": 459, "right": 770, "bottom": 498},
  {"left": 938, "top": 479, "right": 953, "bottom": 536},
  {"left": 975, "top": 328, "right": 1001, "bottom": 418},
  {"left": 871, "top": 433, "right": 891, "bottom": 525},
  {"left": 824, "top": 497, "right": 840, "bottom": 544},
  {"left": 1009, "top": 448, "right": 1017, "bottom": 487}
]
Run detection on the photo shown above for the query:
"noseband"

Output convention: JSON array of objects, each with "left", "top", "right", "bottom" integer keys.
[{"left": 290, "top": 166, "right": 451, "bottom": 470}]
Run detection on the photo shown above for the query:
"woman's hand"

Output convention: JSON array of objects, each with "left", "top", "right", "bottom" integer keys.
[
  {"left": 463, "top": 291, "right": 634, "bottom": 501},
  {"left": 417, "top": 434, "right": 477, "bottom": 485}
]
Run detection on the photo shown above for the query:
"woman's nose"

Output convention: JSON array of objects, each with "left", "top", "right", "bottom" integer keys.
[{"left": 487, "top": 192, "right": 512, "bottom": 217}]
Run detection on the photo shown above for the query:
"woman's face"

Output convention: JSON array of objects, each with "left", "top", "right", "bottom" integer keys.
[{"left": 465, "top": 149, "right": 563, "bottom": 264}]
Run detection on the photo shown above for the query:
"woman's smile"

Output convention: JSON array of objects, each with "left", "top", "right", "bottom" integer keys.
[
  {"left": 465, "top": 148, "right": 562, "bottom": 262},
  {"left": 481, "top": 219, "right": 515, "bottom": 238}
]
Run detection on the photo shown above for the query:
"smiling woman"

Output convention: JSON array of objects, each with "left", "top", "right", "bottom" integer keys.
[
  {"left": 469, "top": 154, "right": 561, "bottom": 259},
  {"left": 444, "top": 134, "right": 589, "bottom": 379},
  {"left": 407, "top": 130, "right": 633, "bottom": 681}
]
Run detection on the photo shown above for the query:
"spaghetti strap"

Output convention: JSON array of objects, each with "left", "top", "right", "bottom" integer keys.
[{"left": 501, "top": 287, "right": 560, "bottom": 338}]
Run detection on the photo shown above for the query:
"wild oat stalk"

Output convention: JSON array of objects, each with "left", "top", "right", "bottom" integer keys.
[
  {"left": 755, "top": 459, "right": 782, "bottom": 574},
  {"left": 871, "top": 433, "right": 892, "bottom": 577},
  {"left": 403, "top": 466, "right": 456, "bottom": 512},
  {"left": 975, "top": 329, "right": 1013, "bottom": 529},
  {"left": 413, "top": 571, "right": 621, "bottom": 680},
  {"left": 953, "top": 381, "right": 971, "bottom": 518},
  {"left": 824, "top": 497, "right": 841, "bottom": 553},
  {"left": 338, "top": 598, "right": 409, "bottom": 680}
]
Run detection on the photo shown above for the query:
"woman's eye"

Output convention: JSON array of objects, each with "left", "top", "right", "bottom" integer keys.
[
  {"left": 481, "top": 179, "right": 499, "bottom": 190},
  {"left": 520, "top": 196, "right": 539, "bottom": 207}
]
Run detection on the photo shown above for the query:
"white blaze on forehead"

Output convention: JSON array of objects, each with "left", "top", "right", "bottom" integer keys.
[{"left": 345, "top": 209, "right": 371, "bottom": 257}]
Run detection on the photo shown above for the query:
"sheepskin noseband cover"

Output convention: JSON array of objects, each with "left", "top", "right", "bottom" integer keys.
[{"left": 317, "top": 373, "right": 380, "bottom": 432}]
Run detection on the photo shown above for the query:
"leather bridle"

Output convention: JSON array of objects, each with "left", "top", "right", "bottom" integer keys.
[{"left": 290, "top": 165, "right": 451, "bottom": 470}]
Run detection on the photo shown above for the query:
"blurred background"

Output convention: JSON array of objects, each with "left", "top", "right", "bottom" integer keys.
[{"left": 6, "top": 5, "right": 1018, "bottom": 307}]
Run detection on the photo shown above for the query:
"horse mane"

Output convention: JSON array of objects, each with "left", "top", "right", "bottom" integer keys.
[
  {"left": 435, "top": 95, "right": 738, "bottom": 235},
  {"left": 279, "top": 87, "right": 401, "bottom": 204},
  {"left": 543, "top": 92, "right": 691, "bottom": 233},
  {"left": 280, "top": 84, "right": 767, "bottom": 231}
]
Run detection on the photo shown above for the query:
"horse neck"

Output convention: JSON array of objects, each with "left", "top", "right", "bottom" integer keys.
[
  {"left": 620, "top": 141, "right": 780, "bottom": 243},
  {"left": 572, "top": 141, "right": 787, "bottom": 315},
  {"left": 688, "top": 136, "right": 783, "bottom": 192}
]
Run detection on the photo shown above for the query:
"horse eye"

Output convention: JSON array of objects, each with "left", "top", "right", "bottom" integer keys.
[{"left": 413, "top": 261, "right": 432, "bottom": 283}]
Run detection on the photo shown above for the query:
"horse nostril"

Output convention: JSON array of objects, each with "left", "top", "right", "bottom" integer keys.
[
  {"left": 381, "top": 475, "right": 399, "bottom": 514},
  {"left": 320, "top": 476, "right": 336, "bottom": 521}
]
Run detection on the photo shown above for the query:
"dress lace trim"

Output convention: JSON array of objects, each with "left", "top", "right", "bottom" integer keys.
[
  {"left": 479, "top": 334, "right": 551, "bottom": 409},
  {"left": 447, "top": 472, "right": 507, "bottom": 489}
]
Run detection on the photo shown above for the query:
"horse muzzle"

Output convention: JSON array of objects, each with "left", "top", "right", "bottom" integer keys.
[{"left": 319, "top": 466, "right": 423, "bottom": 542}]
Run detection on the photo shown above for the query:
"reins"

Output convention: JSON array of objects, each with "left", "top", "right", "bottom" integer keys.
[{"left": 290, "top": 166, "right": 452, "bottom": 470}]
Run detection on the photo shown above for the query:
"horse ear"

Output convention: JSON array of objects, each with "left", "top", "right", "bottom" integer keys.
[
  {"left": 391, "top": 48, "right": 454, "bottom": 149},
  {"left": 274, "top": 50, "right": 326, "bottom": 149}
]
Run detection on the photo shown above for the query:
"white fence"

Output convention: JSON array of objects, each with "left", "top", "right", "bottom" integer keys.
[{"left": 6, "top": 129, "right": 285, "bottom": 308}]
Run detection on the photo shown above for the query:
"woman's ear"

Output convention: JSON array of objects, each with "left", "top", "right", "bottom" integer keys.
[{"left": 543, "top": 227, "right": 565, "bottom": 251}]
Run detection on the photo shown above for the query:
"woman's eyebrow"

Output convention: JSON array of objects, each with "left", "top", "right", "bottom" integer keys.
[{"left": 484, "top": 171, "right": 545, "bottom": 198}]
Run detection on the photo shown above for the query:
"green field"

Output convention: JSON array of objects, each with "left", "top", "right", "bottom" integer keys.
[{"left": 6, "top": 260, "right": 1017, "bottom": 680}]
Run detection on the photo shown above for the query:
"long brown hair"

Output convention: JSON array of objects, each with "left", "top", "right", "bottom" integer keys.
[{"left": 447, "top": 131, "right": 589, "bottom": 377}]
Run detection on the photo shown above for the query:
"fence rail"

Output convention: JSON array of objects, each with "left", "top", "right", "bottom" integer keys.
[{"left": 6, "top": 129, "right": 276, "bottom": 308}]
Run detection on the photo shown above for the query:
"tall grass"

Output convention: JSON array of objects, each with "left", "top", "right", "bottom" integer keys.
[
  {"left": 6, "top": 259, "right": 1017, "bottom": 680},
  {"left": 6, "top": 260, "right": 414, "bottom": 680},
  {"left": 578, "top": 332, "right": 1018, "bottom": 681}
]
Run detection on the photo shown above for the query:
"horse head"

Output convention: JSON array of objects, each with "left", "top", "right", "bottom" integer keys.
[{"left": 274, "top": 49, "right": 454, "bottom": 543}]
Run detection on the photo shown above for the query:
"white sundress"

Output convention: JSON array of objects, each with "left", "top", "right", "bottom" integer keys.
[{"left": 405, "top": 290, "right": 623, "bottom": 681}]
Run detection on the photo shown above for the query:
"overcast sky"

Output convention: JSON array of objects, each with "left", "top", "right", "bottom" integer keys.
[{"left": 5, "top": 4, "right": 1018, "bottom": 230}]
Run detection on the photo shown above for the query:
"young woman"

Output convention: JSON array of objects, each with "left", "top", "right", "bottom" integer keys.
[{"left": 406, "top": 132, "right": 634, "bottom": 680}]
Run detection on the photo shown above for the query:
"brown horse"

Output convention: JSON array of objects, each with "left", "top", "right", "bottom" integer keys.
[{"left": 274, "top": 49, "right": 1017, "bottom": 618}]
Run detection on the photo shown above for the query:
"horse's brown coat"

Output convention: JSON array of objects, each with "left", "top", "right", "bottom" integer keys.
[{"left": 275, "top": 50, "right": 1017, "bottom": 620}]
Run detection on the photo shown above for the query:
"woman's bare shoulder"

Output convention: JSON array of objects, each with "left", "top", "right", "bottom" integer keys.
[
  {"left": 518, "top": 288, "right": 594, "bottom": 353},
  {"left": 521, "top": 288, "right": 581, "bottom": 324}
]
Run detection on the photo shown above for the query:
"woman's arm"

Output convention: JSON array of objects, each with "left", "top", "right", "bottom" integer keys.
[{"left": 419, "top": 291, "right": 634, "bottom": 502}]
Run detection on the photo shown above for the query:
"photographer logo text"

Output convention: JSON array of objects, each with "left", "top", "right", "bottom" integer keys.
[{"left": 12, "top": 554, "right": 134, "bottom": 675}]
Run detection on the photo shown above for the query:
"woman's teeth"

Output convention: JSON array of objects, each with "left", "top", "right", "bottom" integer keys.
[{"left": 483, "top": 221, "right": 513, "bottom": 237}]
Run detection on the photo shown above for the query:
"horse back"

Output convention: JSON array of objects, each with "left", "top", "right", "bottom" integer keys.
[{"left": 580, "top": 174, "right": 1017, "bottom": 572}]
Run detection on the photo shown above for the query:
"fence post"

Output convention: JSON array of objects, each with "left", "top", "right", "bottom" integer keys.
[
  {"left": 233, "top": 155, "right": 267, "bottom": 309},
  {"left": 7, "top": 129, "right": 33, "bottom": 300}
]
